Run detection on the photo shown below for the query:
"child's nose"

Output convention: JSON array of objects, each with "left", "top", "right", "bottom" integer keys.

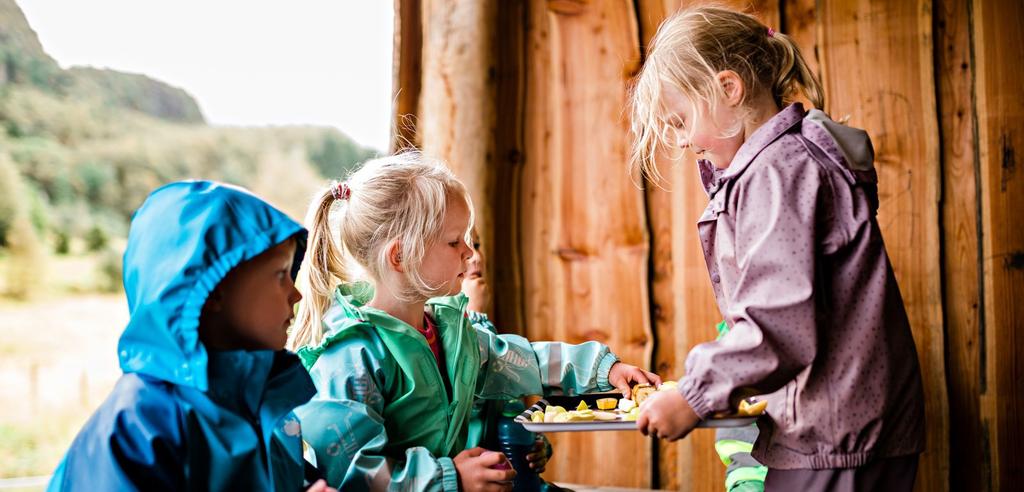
[
  {"left": 289, "top": 285, "right": 302, "bottom": 304},
  {"left": 675, "top": 133, "right": 691, "bottom": 150}
]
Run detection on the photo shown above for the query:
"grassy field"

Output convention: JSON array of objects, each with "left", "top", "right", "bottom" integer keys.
[{"left": 0, "top": 254, "right": 126, "bottom": 481}]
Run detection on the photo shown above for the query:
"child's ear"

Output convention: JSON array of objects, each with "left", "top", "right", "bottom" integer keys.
[
  {"left": 387, "top": 242, "right": 405, "bottom": 273},
  {"left": 717, "top": 70, "right": 745, "bottom": 106}
]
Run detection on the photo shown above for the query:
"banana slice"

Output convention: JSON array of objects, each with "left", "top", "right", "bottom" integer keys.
[
  {"left": 544, "top": 405, "right": 567, "bottom": 423},
  {"left": 564, "top": 410, "right": 595, "bottom": 422},
  {"left": 738, "top": 399, "right": 767, "bottom": 416},
  {"left": 576, "top": 400, "right": 589, "bottom": 411},
  {"left": 617, "top": 398, "right": 637, "bottom": 412}
]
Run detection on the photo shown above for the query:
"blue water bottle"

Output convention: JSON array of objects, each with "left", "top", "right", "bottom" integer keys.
[{"left": 496, "top": 401, "right": 546, "bottom": 492}]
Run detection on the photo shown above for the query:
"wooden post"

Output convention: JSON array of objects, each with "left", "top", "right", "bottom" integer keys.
[
  {"left": 391, "top": 0, "right": 423, "bottom": 151},
  {"left": 490, "top": 0, "right": 527, "bottom": 334},
  {"left": 973, "top": 0, "right": 1024, "bottom": 489},
  {"left": 818, "top": 1, "right": 949, "bottom": 490},
  {"left": 936, "top": 0, "right": 986, "bottom": 488},
  {"left": 417, "top": 0, "right": 498, "bottom": 287},
  {"left": 522, "top": 0, "right": 652, "bottom": 487}
]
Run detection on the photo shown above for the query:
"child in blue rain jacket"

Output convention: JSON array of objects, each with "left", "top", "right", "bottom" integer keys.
[{"left": 47, "top": 181, "right": 333, "bottom": 492}]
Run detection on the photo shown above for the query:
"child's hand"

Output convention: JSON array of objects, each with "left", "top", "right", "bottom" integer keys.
[
  {"left": 453, "top": 448, "right": 515, "bottom": 492},
  {"left": 305, "top": 479, "right": 338, "bottom": 492},
  {"left": 636, "top": 390, "right": 701, "bottom": 441},
  {"left": 462, "top": 276, "right": 491, "bottom": 314},
  {"left": 525, "top": 436, "right": 550, "bottom": 473},
  {"left": 608, "top": 362, "right": 662, "bottom": 398}
]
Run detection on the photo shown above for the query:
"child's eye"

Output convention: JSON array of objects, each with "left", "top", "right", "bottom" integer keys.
[{"left": 473, "top": 242, "right": 481, "bottom": 250}]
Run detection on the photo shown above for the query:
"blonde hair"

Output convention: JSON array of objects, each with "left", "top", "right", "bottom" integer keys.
[
  {"left": 289, "top": 151, "right": 473, "bottom": 349},
  {"left": 630, "top": 5, "right": 824, "bottom": 182}
]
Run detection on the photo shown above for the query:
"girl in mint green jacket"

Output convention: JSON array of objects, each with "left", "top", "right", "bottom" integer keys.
[{"left": 290, "top": 153, "right": 660, "bottom": 491}]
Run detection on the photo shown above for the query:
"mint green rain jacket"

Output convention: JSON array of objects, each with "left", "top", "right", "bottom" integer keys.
[{"left": 295, "top": 283, "right": 618, "bottom": 490}]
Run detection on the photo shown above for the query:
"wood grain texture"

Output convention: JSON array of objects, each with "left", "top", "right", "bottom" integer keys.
[
  {"left": 417, "top": 0, "right": 498, "bottom": 301},
  {"left": 817, "top": 2, "right": 948, "bottom": 490},
  {"left": 973, "top": 0, "right": 1024, "bottom": 489},
  {"left": 490, "top": 0, "right": 528, "bottom": 335},
  {"left": 936, "top": 0, "right": 986, "bottom": 488},
  {"left": 521, "top": 0, "right": 652, "bottom": 487},
  {"left": 392, "top": 0, "right": 423, "bottom": 151}
]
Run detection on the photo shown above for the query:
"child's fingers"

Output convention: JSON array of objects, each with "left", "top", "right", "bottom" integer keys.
[
  {"left": 630, "top": 368, "right": 653, "bottom": 385},
  {"left": 647, "top": 371, "right": 663, "bottom": 386},
  {"left": 462, "top": 447, "right": 488, "bottom": 458},
  {"left": 476, "top": 450, "right": 508, "bottom": 467},
  {"left": 636, "top": 412, "right": 650, "bottom": 436},
  {"left": 305, "top": 479, "right": 330, "bottom": 492},
  {"left": 613, "top": 377, "right": 634, "bottom": 398},
  {"left": 481, "top": 467, "right": 517, "bottom": 483}
]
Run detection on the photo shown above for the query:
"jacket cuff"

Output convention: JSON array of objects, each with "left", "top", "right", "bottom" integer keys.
[
  {"left": 596, "top": 352, "right": 620, "bottom": 391},
  {"left": 439, "top": 457, "right": 459, "bottom": 492},
  {"left": 679, "top": 376, "right": 713, "bottom": 419}
]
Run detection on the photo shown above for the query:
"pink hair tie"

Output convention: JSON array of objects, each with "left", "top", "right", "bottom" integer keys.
[
  {"left": 766, "top": 27, "right": 776, "bottom": 38},
  {"left": 331, "top": 181, "right": 351, "bottom": 201}
]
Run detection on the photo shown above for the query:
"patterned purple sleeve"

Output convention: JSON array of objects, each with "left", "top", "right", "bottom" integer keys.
[{"left": 680, "top": 154, "right": 826, "bottom": 418}]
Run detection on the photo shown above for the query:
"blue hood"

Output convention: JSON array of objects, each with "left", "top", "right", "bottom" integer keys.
[{"left": 117, "top": 181, "right": 306, "bottom": 392}]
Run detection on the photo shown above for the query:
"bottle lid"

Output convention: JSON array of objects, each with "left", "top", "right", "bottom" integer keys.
[{"left": 501, "top": 399, "right": 526, "bottom": 417}]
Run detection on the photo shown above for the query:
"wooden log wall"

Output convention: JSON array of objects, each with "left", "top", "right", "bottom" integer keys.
[{"left": 393, "top": 0, "right": 1023, "bottom": 489}]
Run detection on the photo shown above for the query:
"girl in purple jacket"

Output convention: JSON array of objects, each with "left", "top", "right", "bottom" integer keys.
[{"left": 630, "top": 6, "right": 925, "bottom": 491}]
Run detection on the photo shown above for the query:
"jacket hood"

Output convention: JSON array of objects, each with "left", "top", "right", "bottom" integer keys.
[
  {"left": 804, "top": 108, "right": 876, "bottom": 174},
  {"left": 117, "top": 180, "right": 306, "bottom": 391}
]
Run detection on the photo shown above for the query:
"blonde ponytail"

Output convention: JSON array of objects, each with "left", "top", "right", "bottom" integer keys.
[
  {"left": 768, "top": 31, "right": 824, "bottom": 110},
  {"left": 289, "top": 187, "right": 347, "bottom": 350}
]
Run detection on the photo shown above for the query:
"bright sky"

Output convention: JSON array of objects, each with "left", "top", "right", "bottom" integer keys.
[{"left": 18, "top": 0, "right": 394, "bottom": 151}]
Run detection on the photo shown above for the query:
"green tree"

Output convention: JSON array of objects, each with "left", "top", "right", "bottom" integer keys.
[
  {"left": 0, "top": 152, "right": 19, "bottom": 247},
  {"left": 307, "top": 130, "right": 376, "bottom": 178}
]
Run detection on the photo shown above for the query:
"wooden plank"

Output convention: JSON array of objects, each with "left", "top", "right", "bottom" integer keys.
[
  {"left": 490, "top": 0, "right": 527, "bottom": 335},
  {"left": 632, "top": 2, "right": 682, "bottom": 487},
  {"left": 635, "top": 2, "right": 779, "bottom": 490},
  {"left": 634, "top": 2, "right": 725, "bottom": 490},
  {"left": 521, "top": 0, "right": 652, "bottom": 487},
  {"left": 935, "top": 0, "right": 986, "bottom": 488},
  {"left": 391, "top": 0, "right": 423, "bottom": 151},
  {"left": 817, "top": 2, "right": 948, "bottom": 490},
  {"left": 972, "top": 0, "right": 1024, "bottom": 489},
  {"left": 417, "top": 0, "right": 498, "bottom": 298}
]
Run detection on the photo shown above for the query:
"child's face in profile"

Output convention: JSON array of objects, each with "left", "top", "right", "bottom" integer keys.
[
  {"left": 663, "top": 83, "right": 744, "bottom": 169},
  {"left": 200, "top": 238, "right": 302, "bottom": 351},
  {"left": 419, "top": 198, "right": 473, "bottom": 297},
  {"left": 466, "top": 228, "right": 486, "bottom": 280}
]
